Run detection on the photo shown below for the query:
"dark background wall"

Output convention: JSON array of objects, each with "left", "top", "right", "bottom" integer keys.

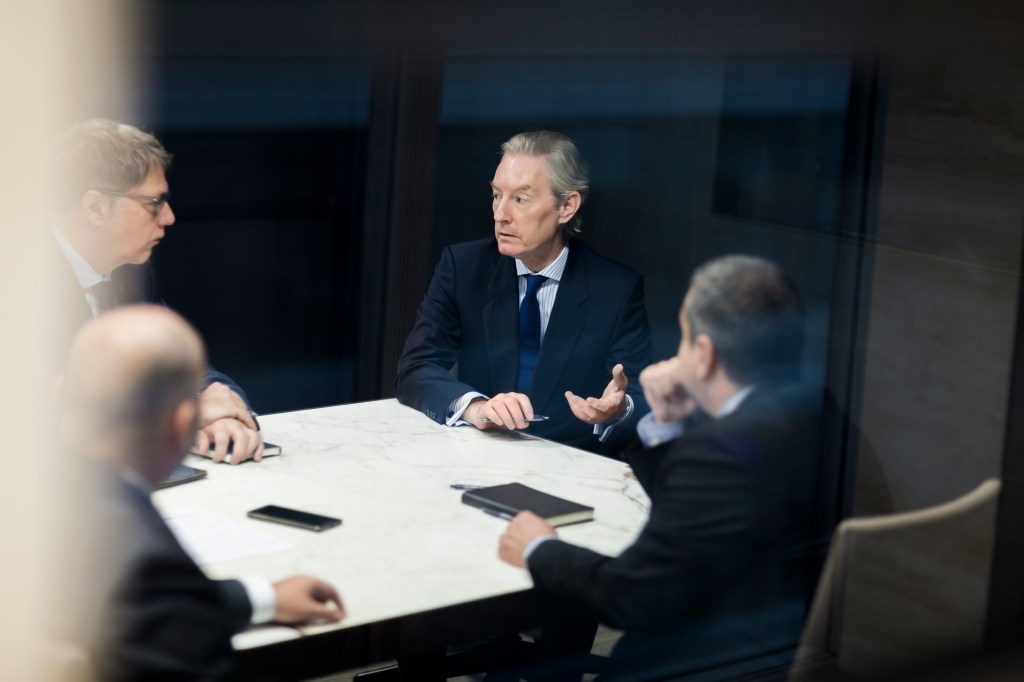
[{"left": 126, "top": 1, "right": 886, "bottom": 418}]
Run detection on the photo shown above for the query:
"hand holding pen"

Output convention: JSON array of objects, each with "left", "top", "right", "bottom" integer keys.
[{"left": 465, "top": 393, "right": 545, "bottom": 431}]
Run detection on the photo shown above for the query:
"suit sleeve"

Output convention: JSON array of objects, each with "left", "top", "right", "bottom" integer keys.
[
  {"left": 395, "top": 247, "right": 482, "bottom": 423},
  {"left": 600, "top": 273, "right": 653, "bottom": 453},
  {"left": 527, "top": 441, "right": 762, "bottom": 631},
  {"left": 105, "top": 551, "right": 252, "bottom": 680}
]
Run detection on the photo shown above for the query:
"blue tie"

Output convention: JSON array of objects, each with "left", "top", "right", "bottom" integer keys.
[{"left": 517, "top": 274, "right": 546, "bottom": 394}]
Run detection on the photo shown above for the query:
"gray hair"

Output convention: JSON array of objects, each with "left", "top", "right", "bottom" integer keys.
[
  {"left": 685, "top": 255, "right": 804, "bottom": 384},
  {"left": 501, "top": 131, "right": 589, "bottom": 239},
  {"left": 56, "top": 119, "right": 172, "bottom": 209}
]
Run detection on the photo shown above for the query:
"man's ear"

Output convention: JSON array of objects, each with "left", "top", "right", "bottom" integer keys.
[
  {"left": 557, "top": 191, "right": 581, "bottom": 225},
  {"left": 694, "top": 333, "right": 717, "bottom": 380},
  {"left": 80, "top": 190, "right": 107, "bottom": 227},
  {"left": 168, "top": 398, "right": 199, "bottom": 453}
]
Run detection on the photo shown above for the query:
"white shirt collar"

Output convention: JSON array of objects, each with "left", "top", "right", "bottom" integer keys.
[
  {"left": 52, "top": 224, "right": 108, "bottom": 289},
  {"left": 718, "top": 385, "right": 755, "bottom": 418},
  {"left": 515, "top": 245, "right": 569, "bottom": 282}
]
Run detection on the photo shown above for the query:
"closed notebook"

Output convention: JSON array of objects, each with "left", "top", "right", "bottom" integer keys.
[{"left": 462, "top": 483, "right": 594, "bottom": 527}]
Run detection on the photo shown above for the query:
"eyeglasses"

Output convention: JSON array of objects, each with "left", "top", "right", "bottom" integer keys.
[{"left": 98, "top": 190, "right": 172, "bottom": 215}]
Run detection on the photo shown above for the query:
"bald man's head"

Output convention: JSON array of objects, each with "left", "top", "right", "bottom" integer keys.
[{"left": 61, "top": 306, "right": 206, "bottom": 481}]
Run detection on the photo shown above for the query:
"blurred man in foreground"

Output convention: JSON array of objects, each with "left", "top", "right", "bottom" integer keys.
[
  {"left": 499, "top": 255, "right": 830, "bottom": 680},
  {"left": 396, "top": 130, "right": 652, "bottom": 455},
  {"left": 52, "top": 119, "right": 262, "bottom": 463},
  {"left": 60, "top": 306, "right": 343, "bottom": 680}
]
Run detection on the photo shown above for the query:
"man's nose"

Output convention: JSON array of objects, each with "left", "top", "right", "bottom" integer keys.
[
  {"left": 493, "top": 197, "right": 510, "bottom": 222},
  {"left": 160, "top": 202, "right": 175, "bottom": 226}
]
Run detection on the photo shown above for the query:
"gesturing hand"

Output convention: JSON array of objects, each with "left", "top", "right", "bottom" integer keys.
[{"left": 565, "top": 363, "right": 628, "bottom": 426}]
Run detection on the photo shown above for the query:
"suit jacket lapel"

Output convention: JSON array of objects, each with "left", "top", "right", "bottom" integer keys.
[
  {"left": 531, "top": 244, "right": 588, "bottom": 411},
  {"left": 483, "top": 256, "right": 519, "bottom": 393}
]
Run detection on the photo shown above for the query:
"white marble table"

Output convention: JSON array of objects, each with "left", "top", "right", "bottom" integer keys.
[{"left": 153, "top": 399, "right": 649, "bottom": 663}]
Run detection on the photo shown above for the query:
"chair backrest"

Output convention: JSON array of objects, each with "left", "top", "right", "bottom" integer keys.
[{"left": 790, "top": 478, "right": 1001, "bottom": 679}]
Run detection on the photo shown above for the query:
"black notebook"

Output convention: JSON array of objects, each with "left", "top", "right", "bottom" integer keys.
[{"left": 461, "top": 483, "right": 594, "bottom": 527}]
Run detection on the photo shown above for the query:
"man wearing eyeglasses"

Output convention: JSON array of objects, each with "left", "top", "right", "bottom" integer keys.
[{"left": 50, "top": 119, "right": 265, "bottom": 464}]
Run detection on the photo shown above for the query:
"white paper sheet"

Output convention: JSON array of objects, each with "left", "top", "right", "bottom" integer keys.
[{"left": 162, "top": 506, "right": 293, "bottom": 566}]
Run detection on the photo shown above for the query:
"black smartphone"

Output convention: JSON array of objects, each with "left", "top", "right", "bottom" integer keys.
[
  {"left": 247, "top": 504, "right": 341, "bottom": 532},
  {"left": 157, "top": 464, "right": 208, "bottom": 489}
]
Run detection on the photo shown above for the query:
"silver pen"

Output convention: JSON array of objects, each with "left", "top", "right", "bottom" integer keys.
[{"left": 480, "top": 415, "right": 549, "bottom": 424}]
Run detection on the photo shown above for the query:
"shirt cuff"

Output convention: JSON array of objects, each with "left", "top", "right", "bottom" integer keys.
[
  {"left": 636, "top": 411, "right": 686, "bottom": 448},
  {"left": 594, "top": 394, "right": 634, "bottom": 442},
  {"left": 524, "top": 535, "right": 557, "bottom": 563},
  {"left": 446, "top": 392, "right": 488, "bottom": 426},
  {"left": 237, "top": 575, "right": 277, "bottom": 624}
]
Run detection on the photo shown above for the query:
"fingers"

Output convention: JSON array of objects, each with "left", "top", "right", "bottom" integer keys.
[
  {"left": 610, "top": 363, "right": 628, "bottom": 392},
  {"left": 207, "top": 424, "right": 231, "bottom": 464},
  {"left": 499, "top": 511, "right": 557, "bottom": 567},
  {"left": 638, "top": 358, "right": 697, "bottom": 423},
  {"left": 565, "top": 387, "right": 626, "bottom": 426},
  {"left": 303, "top": 581, "right": 345, "bottom": 623},
  {"left": 198, "top": 418, "right": 263, "bottom": 464},
  {"left": 311, "top": 579, "right": 344, "bottom": 612},
  {"left": 477, "top": 393, "right": 534, "bottom": 430},
  {"left": 498, "top": 528, "right": 526, "bottom": 567},
  {"left": 565, "top": 390, "right": 598, "bottom": 424},
  {"left": 194, "top": 430, "right": 211, "bottom": 455}
]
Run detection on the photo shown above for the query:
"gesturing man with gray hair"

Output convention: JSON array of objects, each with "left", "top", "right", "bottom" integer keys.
[
  {"left": 396, "top": 131, "right": 652, "bottom": 455},
  {"left": 51, "top": 119, "right": 264, "bottom": 464}
]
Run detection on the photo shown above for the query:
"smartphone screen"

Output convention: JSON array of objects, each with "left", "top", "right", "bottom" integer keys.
[{"left": 247, "top": 504, "right": 341, "bottom": 532}]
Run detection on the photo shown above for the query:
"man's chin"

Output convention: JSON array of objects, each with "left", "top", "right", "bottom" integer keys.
[
  {"left": 496, "top": 241, "right": 519, "bottom": 259},
  {"left": 129, "top": 249, "right": 155, "bottom": 265}
]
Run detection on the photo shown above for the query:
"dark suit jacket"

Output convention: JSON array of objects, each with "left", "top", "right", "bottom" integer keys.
[
  {"left": 54, "top": 251, "right": 249, "bottom": 405},
  {"left": 395, "top": 238, "right": 653, "bottom": 455},
  {"left": 66, "top": 463, "right": 252, "bottom": 681},
  {"left": 527, "top": 383, "right": 830, "bottom": 680}
]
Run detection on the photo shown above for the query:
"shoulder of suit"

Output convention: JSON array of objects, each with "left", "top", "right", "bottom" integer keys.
[
  {"left": 444, "top": 237, "right": 508, "bottom": 274},
  {"left": 569, "top": 239, "right": 642, "bottom": 281},
  {"left": 447, "top": 237, "right": 499, "bottom": 258}
]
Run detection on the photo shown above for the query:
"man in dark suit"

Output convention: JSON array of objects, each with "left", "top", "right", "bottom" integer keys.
[
  {"left": 498, "top": 255, "right": 829, "bottom": 680},
  {"left": 395, "top": 131, "right": 652, "bottom": 455},
  {"left": 60, "top": 305, "right": 344, "bottom": 681},
  {"left": 52, "top": 119, "right": 262, "bottom": 463}
]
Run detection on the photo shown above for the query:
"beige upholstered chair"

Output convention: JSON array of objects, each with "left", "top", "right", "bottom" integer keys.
[{"left": 789, "top": 478, "right": 1001, "bottom": 680}]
